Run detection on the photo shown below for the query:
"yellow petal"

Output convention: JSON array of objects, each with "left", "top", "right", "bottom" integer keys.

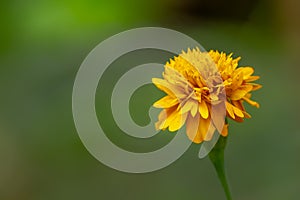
[
  {"left": 243, "top": 97, "right": 260, "bottom": 108},
  {"left": 168, "top": 111, "right": 188, "bottom": 132},
  {"left": 245, "top": 76, "right": 260, "bottom": 82},
  {"left": 197, "top": 116, "right": 211, "bottom": 143},
  {"left": 231, "top": 100, "right": 245, "bottom": 112},
  {"left": 186, "top": 113, "right": 202, "bottom": 143},
  {"left": 199, "top": 100, "right": 209, "bottom": 119},
  {"left": 231, "top": 101, "right": 251, "bottom": 117},
  {"left": 190, "top": 102, "right": 198, "bottom": 117},
  {"left": 155, "top": 109, "right": 168, "bottom": 130},
  {"left": 152, "top": 78, "right": 187, "bottom": 99},
  {"left": 162, "top": 109, "right": 179, "bottom": 130},
  {"left": 163, "top": 66, "right": 193, "bottom": 91},
  {"left": 226, "top": 101, "right": 235, "bottom": 119},
  {"left": 226, "top": 101, "right": 244, "bottom": 118},
  {"left": 251, "top": 83, "right": 262, "bottom": 91},
  {"left": 230, "top": 85, "right": 253, "bottom": 100},
  {"left": 240, "top": 67, "right": 254, "bottom": 79},
  {"left": 232, "top": 71, "right": 243, "bottom": 90},
  {"left": 153, "top": 95, "right": 178, "bottom": 108},
  {"left": 204, "top": 121, "right": 216, "bottom": 141},
  {"left": 156, "top": 106, "right": 177, "bottom": 130},
  {"left": 181, "top": 100, "right": 194, "bottom": 113},
  {"left": 232, "top": 105, "right": 244, "bottom": 118},
  {"left": 152, "top": 78, "right": 175, "bottom": 97}
]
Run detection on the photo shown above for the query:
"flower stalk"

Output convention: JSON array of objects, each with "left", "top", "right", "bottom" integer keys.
[{"left": 209, "top": 134, "right": 232, "bottom": 200}]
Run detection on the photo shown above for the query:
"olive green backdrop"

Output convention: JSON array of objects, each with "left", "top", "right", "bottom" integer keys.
[{"left": 1, "top": 0, "right": 299, "bottom": 199}]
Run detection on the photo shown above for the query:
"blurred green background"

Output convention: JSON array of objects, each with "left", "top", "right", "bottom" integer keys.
[{"left": 1, "top": 0, "right": 300, "bottom": 199}]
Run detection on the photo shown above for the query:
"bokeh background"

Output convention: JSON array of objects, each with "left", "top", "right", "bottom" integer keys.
[{"left": 1, "top": 0, "right": 300, "bottom": 199}]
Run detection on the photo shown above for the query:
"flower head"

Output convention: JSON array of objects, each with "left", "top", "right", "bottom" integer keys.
[{"left": 152, "top": 48, "right": 261, "bottom": 143}]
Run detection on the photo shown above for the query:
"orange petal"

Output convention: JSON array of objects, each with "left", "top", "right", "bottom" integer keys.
[
  {"left": 221, "top": 124, "right": 229, "bottom": 137},
  {"left": 243, "top": 111, "right": 251, "bottom": 118},
  {"left": 233, "top": 116, "right": 244, "bottom": 123}
]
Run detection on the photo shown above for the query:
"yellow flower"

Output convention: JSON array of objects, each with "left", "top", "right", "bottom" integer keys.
[{"left": 152, "top": 48, "right": 261, "bottom": 143}]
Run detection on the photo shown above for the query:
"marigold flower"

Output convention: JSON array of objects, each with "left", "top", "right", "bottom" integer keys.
[{"left": 152, "top": 48, "right": 261, "bottom": 143}]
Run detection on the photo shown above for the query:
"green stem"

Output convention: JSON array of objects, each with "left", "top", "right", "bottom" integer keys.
[{"left": 209, "top": 135, "right": 232, "bottom": 200}]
